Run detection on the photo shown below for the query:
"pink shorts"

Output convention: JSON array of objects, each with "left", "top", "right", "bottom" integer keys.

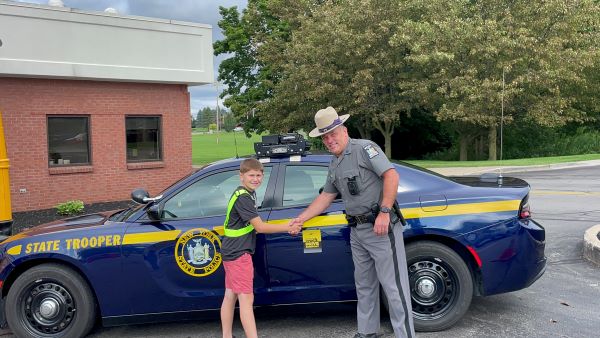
[{"left": 223, "top": 253, "right": 254, "bottom": 294}]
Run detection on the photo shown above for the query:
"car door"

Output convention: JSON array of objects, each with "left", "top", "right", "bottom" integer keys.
[
  {"left": 263, "top": 163, "right": 356, "bottom": 305},
  {"left": 121, "top": 165, "right": 276, "bottom": 315}
]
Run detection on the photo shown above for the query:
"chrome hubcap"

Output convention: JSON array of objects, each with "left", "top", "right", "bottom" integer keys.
[
  {"left": 416, "top": 277, "right": 436, "bottom": 298},
  {"left": 39, "top": 298, "right": 59, "bottom": 319}
]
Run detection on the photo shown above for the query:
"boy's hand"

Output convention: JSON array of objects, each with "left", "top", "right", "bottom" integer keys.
[
  {"left": 288, "top": 218, "right": 303, "bottom": 236},
  {"left": 288, "top": 224, "right": 302, "bottom": 236}
]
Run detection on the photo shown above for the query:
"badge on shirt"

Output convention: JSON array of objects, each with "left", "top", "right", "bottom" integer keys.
[{"left": 364, "top": 144, "right": 379, "bottom": 159}]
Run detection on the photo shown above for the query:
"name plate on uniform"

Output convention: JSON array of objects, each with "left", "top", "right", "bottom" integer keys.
[{"left": 302, "top": 229, "right": 322, "bottom": 253}]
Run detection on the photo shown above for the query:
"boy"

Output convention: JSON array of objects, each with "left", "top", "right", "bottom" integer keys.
[{"left": 220, "top": 158, "right": 301, "bottom": 338}]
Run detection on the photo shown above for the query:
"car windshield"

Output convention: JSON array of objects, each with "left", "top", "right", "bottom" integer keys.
[
  {"left": 108, "top": 205, "right": 143, "bottom": 222},
  {"left": 156, "top": 166, "right": 208, "bottom": 197}
]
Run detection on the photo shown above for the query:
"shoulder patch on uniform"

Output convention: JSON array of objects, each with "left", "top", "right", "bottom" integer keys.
[{"left": 364, "top": 144, "right": 379, "bottom": 159}]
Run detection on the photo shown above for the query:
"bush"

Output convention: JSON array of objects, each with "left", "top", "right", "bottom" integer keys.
[
  {"left": 55, "top": 200, "right": 84, "bottom": 216},
  {"left": 503, "top": 124, "right": 600, "bottom": 159},
  {"left": 422, "top": 122, "right": 600, "bottom": 161}
]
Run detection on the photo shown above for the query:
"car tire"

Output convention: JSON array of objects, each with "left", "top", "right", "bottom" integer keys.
[
  {"left": 5, "top": 263, "right": 96, "bottom": 338},
  {"left": 405, "top": 241, "right": 473, "bottom": 332}
]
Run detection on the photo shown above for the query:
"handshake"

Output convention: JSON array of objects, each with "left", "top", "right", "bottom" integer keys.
[{"left": 287, "top": 217, "right": 304, "bottom": 236}]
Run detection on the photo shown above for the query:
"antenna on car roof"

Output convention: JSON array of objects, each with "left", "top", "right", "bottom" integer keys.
[{"left": 233, "top": 127, "right": 240, "bottom": 159}]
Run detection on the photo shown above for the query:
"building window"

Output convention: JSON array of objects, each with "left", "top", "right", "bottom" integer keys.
[
  {"left": 126, "top": 116, "right": 162, "bottom": 162},
  {"left": 47, "top": 116, "right": 90, "bottom": 166}
]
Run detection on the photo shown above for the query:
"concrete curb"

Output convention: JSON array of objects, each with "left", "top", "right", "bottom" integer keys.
[
  {"left": 478, "top": 159, "right": 600, "bottom": 174},
  {"left": 583, "top": 224, "right": 600, "bottom": 267},
  {"left": 431, "top": 159, "right": 600, "bottom": 176}
]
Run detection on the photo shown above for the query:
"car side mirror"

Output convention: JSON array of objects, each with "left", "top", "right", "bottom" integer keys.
[
  {"left": 146, "top": 204, "right": 161, "bottom": 221},
  {"left": 131, "top": 188, "right": 150, "bottom": 204},
  {"left": 131, "top": 188, "right": 163, "bottom": 204}
]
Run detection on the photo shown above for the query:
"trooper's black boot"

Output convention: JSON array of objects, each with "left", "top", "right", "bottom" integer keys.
[{"left": 353, "top": 333, "right": 384, "bottom": 338}]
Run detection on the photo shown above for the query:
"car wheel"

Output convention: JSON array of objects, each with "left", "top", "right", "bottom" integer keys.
[
  {"left": 5, "top": 264, "right": 96, "bottom": 338},
  {"left": 406, "top": 241, "right": 473, "bottom": 332}
]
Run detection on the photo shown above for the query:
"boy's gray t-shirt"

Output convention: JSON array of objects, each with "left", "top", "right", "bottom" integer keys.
[{"left": 221, "top": 187, "right": 259, "bottom": 261}]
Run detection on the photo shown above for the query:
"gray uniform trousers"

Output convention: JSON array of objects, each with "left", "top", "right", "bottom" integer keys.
[{"left": 350, "top": 221, "right": 415, "bottom": 338}]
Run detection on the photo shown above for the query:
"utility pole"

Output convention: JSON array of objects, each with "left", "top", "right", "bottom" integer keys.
[
  {"left": 498, "top": 68, "right": 506, "bottom": 185},
  {"left": 501, "top": 68, "right": 505, "bottom": 162},
  {"left": 215, "top": 81, "right": 220, "bottom": 144},
  {"left": 215, "top": 81, "right": 220, "bottom": 133}
]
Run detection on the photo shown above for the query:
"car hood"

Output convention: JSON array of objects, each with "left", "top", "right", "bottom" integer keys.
[{"left": 1, "top": 211, "right": 117, "bottom": 245}]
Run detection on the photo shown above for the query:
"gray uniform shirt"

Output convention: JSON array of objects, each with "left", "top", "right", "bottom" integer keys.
[{"left": 323, "top": 138, "right": 394, "bottom": 216}]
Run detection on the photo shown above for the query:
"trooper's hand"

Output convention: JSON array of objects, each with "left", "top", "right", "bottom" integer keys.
[
  {"left": 288, "top": 218, "right": 303, "bottom": 236},
  {"left": 374, "top": 212, "right": 390, "bottom": 236},
  {"left": 289, "top": 217, "right": 303, "bottom": 228},
  {"left": 289, "top": 224, "right": 302, "bottom": 236}
]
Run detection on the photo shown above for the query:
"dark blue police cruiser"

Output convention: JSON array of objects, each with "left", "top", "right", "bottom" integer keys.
[{"left": 0, "top": 134, "right": 546, "bottom": 337}]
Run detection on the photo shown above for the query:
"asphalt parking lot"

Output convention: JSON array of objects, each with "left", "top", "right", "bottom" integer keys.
[
  {"left": 2, "top": 165, "right": 599, "bottom": 338},
  {"left": 418, "top": 167, "right": 600, "bottom": 338}
]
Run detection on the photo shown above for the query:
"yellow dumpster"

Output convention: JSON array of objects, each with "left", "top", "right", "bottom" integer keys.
[{"left": 0, "top": 110, "right": 12, "bottom": 237}]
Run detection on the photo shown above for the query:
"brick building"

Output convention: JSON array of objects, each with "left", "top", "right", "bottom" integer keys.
[{"left": 0, "top": 1, "right": 213, "bottom": 212}]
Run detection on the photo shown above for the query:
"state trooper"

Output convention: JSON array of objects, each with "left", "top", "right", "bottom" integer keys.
[{"left": 291, "top": 107, "right": 415, "bottom": 338}]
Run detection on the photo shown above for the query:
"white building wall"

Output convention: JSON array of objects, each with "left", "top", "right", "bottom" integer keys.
[{"left": 0, "top": 1, "right": 213, "bottom": 85}]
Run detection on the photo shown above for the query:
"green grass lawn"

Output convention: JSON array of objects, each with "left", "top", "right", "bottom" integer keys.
[
  {"left": 193, "top": 132, "right": 600, "bottom": 167},
  {"left": 192, "top": 132, "right": 263, "bottom": 165}
]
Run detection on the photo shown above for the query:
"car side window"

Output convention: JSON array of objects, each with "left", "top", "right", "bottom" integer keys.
[
  {"left": 283, "top": 166, "right": 328, "bottom": 207},
  {"left": 162, "top": 167, "right": 271, "bottom": 219}
]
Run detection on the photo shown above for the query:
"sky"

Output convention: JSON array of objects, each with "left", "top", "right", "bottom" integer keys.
[{"left": 16, "top": 0, "right": 248, "bottom": 115}]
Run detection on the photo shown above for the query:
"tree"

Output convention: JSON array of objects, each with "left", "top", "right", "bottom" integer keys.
[
  {"left": 262, "top": 0, "right": 421, "bottom": 157},
  {"left": 216, "top": 0, "right": 600, "bottom": 160},
  {"left": 222, "top": 112, "right": 238, "bottom": 132},
  {"left": 196, "top": 107, "right": 217, "bottom": 129},
  {"left": 395, "top": 0, "right": 600, "bottom": 160},
  {"left": 214, "top": 0, "right": 301, "bottom": 134}
]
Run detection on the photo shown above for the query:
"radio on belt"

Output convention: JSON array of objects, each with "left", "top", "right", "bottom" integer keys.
[{"left": 254, "top": 133, "right": 311, "bottom": 158}]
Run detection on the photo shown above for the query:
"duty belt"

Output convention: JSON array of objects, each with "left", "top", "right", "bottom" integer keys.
[{"left": 346, "top": 213, "right": 375, "bottom": 226}]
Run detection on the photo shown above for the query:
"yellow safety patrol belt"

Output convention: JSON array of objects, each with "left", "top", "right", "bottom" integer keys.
[{"left": 223, "top": 188, "right": 255, "bottom": 237}]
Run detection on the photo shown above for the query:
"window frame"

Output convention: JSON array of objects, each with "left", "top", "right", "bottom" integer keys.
[
  {"left": 46, "top": 115, "right": 92, "bottom": 167},
  {"left": 125, "top": 115, "right": 163, "bottom": 163},
  {"left": 156, "top": 165, "right": 275, "bottom": 221},
  {"left": 273, "top": 163, "right": 339, "bottom": 209}
]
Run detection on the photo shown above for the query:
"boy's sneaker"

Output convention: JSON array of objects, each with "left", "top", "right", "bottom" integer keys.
[{"left": 353, "top": 333, "right": 384, "bottom": 338}]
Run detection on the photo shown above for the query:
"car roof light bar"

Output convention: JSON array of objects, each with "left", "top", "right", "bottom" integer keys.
[{"left": 254, "top": 133, "right": 311, "bottom": 158}]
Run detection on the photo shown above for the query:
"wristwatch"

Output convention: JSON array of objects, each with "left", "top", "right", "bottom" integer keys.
[{"left": 380, "top": 206, "right": 391, "bottom": 214}]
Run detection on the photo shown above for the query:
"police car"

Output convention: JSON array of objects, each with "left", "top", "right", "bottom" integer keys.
[{"left": 0, "top": 134, "right": 546, "bottom": 337}]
